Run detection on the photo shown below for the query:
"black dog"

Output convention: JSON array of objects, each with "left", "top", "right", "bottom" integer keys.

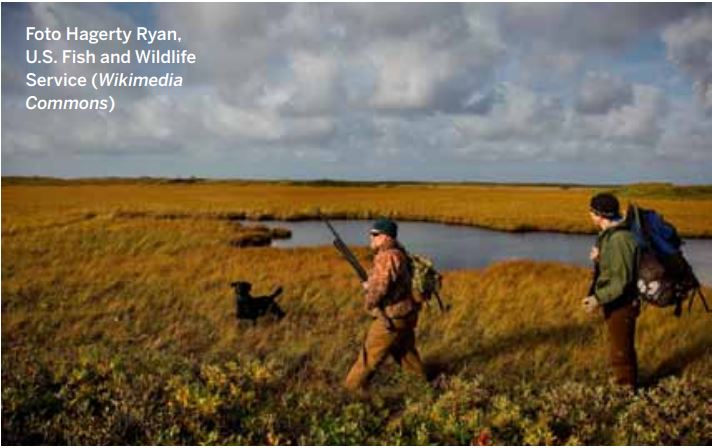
[{"left": 230, "top": 281, "right": 286, "bottom": 324}]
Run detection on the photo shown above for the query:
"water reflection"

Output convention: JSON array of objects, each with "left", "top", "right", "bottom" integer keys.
[{"left": 254, "top": 220, "right": 712, "bottom": 286}]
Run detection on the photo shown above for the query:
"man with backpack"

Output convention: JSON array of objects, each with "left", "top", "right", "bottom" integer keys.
[
  {"left": 583, "top": 193, "right": 641, "bottom": 390},
  {"left": 344, "top": 218, "right": 427, "bottom": 391}
]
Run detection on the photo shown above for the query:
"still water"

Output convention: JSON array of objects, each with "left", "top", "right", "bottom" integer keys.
[{"left": 255, "top": 220, "right": 712, "bottom": 286}]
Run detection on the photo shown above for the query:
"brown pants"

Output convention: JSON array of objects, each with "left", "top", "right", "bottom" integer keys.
[
  {"left": 344, "top": 313, "right": 426, "bottom": 391},
  {"left": 603, "top": 299, "right": 640, "bottom": 389}
]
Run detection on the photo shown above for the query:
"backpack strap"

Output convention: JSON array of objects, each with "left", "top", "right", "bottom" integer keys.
[{"left": 630, "top": 203, "right": 651, "bottom": 248}]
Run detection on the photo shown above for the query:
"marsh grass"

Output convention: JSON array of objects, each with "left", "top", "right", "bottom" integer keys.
[
  {"left": 612, "top": 182, "right": 712, "bottom": 199},
  {"left": 3, "top": 180, "right": 712, "bottom": 236},
  {"left": 2, "top": 181, "right": 712, "bottom": 444}
]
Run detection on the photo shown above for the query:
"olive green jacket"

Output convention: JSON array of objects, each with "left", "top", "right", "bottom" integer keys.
[{"left": 594, "top": 224, "right": 639, "bottom": 305}]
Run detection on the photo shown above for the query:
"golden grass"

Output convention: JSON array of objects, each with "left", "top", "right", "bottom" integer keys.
[
  {"left": 3, "top": 181, "right": 712, "bottom": 236},
  {"left": 2, "top": 180, "right": 711, "bottom": 444},
  {"left": 3, "top": 211, "right": 710, "bottom": 385}
]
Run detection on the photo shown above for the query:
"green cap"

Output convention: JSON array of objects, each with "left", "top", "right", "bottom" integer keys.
[{"left": 370, "top": 218, "right": 398, "bottom": 238}]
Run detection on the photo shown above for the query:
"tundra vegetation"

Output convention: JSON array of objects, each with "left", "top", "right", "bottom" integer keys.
[{"left": 2, "top": 179, "right": 711, "bottom": 444}]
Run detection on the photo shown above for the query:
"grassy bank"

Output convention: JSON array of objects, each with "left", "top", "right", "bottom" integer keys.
[
  {"left": 2, "top": 206, "right": 711, "bottom": 444},
  {"left": 3, "top": 180, "right": 712, "bottom": 237}
]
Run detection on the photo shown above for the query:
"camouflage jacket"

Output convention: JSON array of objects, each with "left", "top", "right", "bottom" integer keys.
[{"left": 364, "top": 240, "right": 418, "bottom": 319}]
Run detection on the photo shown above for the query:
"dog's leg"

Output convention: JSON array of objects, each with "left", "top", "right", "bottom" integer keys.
[{"left": 270, "top": 302, "right": 286, "bottom": 320}]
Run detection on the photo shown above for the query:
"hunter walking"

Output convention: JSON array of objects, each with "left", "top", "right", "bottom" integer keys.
[
  {"left": 344, "top": 218, "right": 426, "bottom": 391},
  {"left": 583, "top": 193, "right": 640, "bottom": 389}
]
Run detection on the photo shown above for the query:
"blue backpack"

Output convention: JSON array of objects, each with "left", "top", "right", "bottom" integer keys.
[{"left": 627, "top": 204, "right": 709, "bottom": 316}]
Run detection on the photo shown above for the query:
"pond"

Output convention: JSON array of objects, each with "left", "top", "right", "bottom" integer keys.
[{"left": 255, "top": 220, "right": 712, "bottom": 287}]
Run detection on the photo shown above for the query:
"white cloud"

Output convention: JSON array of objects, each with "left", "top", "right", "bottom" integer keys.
[
  {"left": 450, "top": 82, "right": 671, "bottom": 160},
  {"left": 494, "top": 3, "right": 699, "bottom": 81},
  {"left": 575, "top": 72, "right": 634, "bottom": 115},
  {"left": 595, "top": 84, "right": 667, "bottom": 145},
  {"left": 499, "top": 3, "right": 695, "bottom": 53},
  {"left": 154, "top": 3, "right": 504, "bottom": 114},
  {"left": 3, "top": 3, "right": 711, "bottom": 182},
  {"left": 659, "top": 98, "right": 712, "bottom": 160},
  {"left": 663, "top": 9, "right": 712, "bottom": 111},
  {"left": 452, "top": 83, "right": 565, "bottom": 145},
  {"left": 366, "top": 40, "right": 455, "bottom": 110}
]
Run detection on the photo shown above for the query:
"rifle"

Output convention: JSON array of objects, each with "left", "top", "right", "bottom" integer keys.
[
  {"left": 322, "top": 217, "right": 394, "bottom": 330},
  {"left": 323, "top": 218, "right": 368, "bottom": 282}
]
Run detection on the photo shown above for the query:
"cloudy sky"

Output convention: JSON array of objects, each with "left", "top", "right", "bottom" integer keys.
[{"left": 2, "top": 3, "right": 712, "bottom": 183}]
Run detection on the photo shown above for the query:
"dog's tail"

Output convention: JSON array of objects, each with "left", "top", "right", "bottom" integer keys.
[{"left": 270, "top": 286, "right": 284, "bottom": 300}]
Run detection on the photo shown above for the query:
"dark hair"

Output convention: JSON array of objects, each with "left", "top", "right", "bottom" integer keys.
[{"left": 590, "top": 193, "right": 621, "bottom": 219}]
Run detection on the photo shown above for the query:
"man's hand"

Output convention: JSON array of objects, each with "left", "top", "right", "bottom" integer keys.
[
  {"left": 589, "top": 246, "right": 599, "bottom": 262},
  {"left": 375, "top": 309, "right": 395, "bottom": 331},
  {"left": 361, "top": 281, "right": 369, "bottom": 291},
  {"left": 582, "top": 295, "right": 600, "bottom": 314}
]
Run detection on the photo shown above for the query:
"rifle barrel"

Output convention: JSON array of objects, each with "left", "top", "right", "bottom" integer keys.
[
  {"left": 323, "top": 218, "right": 369, "bottom": 282},
  {"left": 333, "top": 240, "right": 368, "bottom": 281}
]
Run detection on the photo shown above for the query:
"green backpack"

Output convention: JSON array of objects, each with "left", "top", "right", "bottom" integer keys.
[{"left": 408, "top": 253, "right": 447, "bottom": 312}]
